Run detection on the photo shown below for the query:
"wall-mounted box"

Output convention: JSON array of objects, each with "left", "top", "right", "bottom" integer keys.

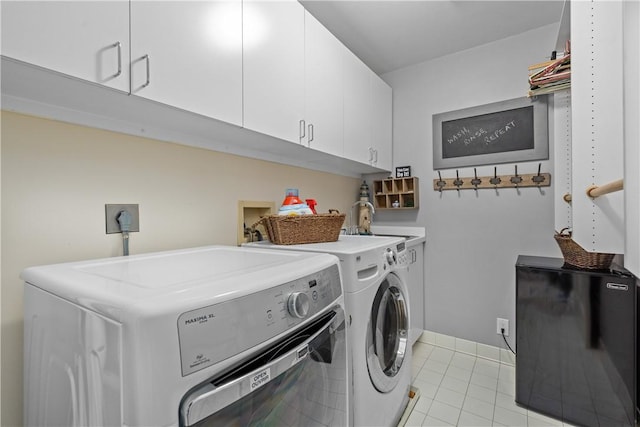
[
  {"left": 373, "top": 177, "right": 419, "bottom": 210},
  {"left": 237, "top": 200, "right": 275, "bottom": 245}
]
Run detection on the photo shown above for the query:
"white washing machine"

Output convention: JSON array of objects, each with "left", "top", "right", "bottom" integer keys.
[
  {"left": 246, "top": 235, "right": 412, "bottom": 427},
  {"left": 22, "top": 245, "right": 349, "bottom": 427}
]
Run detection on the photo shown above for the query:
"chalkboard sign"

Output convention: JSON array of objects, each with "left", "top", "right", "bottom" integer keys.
[{"left": 433, "top": 97, "right": 548, "bottom": 170}]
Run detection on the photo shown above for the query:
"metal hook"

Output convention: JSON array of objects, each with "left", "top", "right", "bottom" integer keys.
[
  {"left": 471, "top": 167, "right": 482, "bottom": 193},
  {"left": 489, "top": 166, "right": 501, "bottom": 186},
  {"left": 436, "top": 171, "right": 446, "bottom": 193},
  {"left": 532, "top": 163, "right": 546, "bottom": 185},
  {"left": 510, "top": 165, "right": 523, "bottom": 188},
  {"left": 453, "top": 170, "right": 463, "bottom": 193}
]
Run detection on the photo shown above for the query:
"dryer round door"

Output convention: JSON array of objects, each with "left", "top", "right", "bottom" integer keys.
[{"left": 366, "top": 272, "right": 409, "bottom": 393}]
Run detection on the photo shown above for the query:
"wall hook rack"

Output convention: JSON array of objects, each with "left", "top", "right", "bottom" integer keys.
[{"left": 432, "top": 164, "right": 551, "bottom": 192}]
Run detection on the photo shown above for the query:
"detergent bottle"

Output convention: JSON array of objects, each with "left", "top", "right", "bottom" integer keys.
[
  {"left": 305, "top": 199, "right": 318, "bottom": 214},
  {"left": 278, "top": 189, "right": 313, "bottom": 216}
]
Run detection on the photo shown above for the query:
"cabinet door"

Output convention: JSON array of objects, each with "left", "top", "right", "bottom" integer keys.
[
  {"left": 130, "top": 0, "right": 242, "bottom": 126},
  {"left": 1, "top": 0, "right": 129, "bottom": 92},
  {"left": 243, "top": 0, "right": 305, "bottom": 144},
  {"left": 343, "top": 48, "right": 372, "bottom": 164},
  {"left": 343, "top": 55, "right": 393, "bottom": 170},
  {"left": 371, "top": 73, "right": 393, "bottom": 171},
  {"left": 304, "top": 11, "right": 344, "bottom": 157}
]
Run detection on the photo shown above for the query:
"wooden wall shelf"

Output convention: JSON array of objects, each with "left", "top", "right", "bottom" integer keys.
[{"left": 373, "top": 177, "right": 419, "bottom": 209}]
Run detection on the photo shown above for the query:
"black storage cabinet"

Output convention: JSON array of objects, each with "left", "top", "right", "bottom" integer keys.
[{"left": 516, "top": 255, "right": 637, "bottom": 427}]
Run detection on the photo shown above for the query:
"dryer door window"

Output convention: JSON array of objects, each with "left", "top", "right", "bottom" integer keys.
[{"left": 366, "top": 272, "right": 409, "bottom": 393}]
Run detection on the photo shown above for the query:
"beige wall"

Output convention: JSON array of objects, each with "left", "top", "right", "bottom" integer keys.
[{"left": 0, "top": 111, "right": 360, "bottom": 426}]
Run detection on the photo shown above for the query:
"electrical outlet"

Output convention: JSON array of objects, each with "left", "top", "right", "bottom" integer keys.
[
  {"left": 105, "top": 204, "right": 140, "bottom": 234},
  {"left": 496, "top": 318, "right": 509, "bottom": 336}
]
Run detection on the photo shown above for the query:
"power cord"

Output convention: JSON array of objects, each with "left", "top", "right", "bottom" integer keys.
[
  {"left": 501, "top": 328, "right": 516, "bottom": 355},
  {"left": 117, "top": 210, "right": 132, "bottom": 256}
]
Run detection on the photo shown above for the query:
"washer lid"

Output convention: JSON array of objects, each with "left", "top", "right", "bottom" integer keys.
[
  {"left": 21, "top": 245, "right": 339, "bottom": 318},
  {"left": 76, "top": 248, "right": 306, "bottom": 289}
]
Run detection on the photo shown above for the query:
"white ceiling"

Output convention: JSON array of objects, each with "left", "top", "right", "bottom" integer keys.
[{"left": 300, "top": 0, "right": 565, "bottom": 75}]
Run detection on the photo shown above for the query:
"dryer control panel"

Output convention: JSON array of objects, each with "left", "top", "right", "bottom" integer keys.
[{"left": 177, "top": 264, "right": 341, "bottom": 376}]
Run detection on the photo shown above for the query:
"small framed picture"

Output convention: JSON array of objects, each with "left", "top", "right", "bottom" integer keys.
[{"left": 395, "top": 166, "right": 411, "bottom": 178}]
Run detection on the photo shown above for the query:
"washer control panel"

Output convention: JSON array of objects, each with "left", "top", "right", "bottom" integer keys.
[
  {"left": 177, "top": 263, "right": 341, "bottom": 376},
  {"left": 395, "top": 241, "right": 410, "bottom": 267},
  {"left": 385, "top": 248, "right": 398, "bottom": 266},
  {"left": 384, "top": 240, "right": 409, "bottom": 267}
]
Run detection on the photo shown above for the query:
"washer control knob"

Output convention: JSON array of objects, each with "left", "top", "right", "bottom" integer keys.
[
  {"left": 385, "top": 248, "right": 397, "bottom": 265},
  {"left": 287, "top": 292, "right": 310, "bottom": 319}
]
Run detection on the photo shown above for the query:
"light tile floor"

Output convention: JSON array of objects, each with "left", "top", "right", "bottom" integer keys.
[{"left": 407, "top": 341, "right": 576, "bottom": 427}]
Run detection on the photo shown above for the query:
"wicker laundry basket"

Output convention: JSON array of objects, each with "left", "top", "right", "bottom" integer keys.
[
  {"left": 256, "top": 212, "right": 346, "bottom": 245},
  {"left": 553, "top": 228, "right": 615, "bottom": 270}
]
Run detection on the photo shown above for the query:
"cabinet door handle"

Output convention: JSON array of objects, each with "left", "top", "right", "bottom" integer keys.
[
  {"left": 110, "top": 41, "right": 122, "bottom": 78},
  {"left": 308, "top": 124, "right": 314, "bottom": 146},
  {"left": 299, "top": 119, "right": 306, "bottom": 142},
  {"left": 141, "top": 54, "right": 150, "bottom": 88}
]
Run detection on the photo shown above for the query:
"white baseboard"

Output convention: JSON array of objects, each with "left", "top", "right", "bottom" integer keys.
[{"left": 415, "top": 330, "right": 516, "bottom": 366}]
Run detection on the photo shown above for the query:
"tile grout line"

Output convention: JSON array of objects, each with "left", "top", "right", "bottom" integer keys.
[
  {"left": 453, "top": 355, "right": 474, "bottom": 427},
  {"left": 412, "top": 343, "right": 512, "bottom": 426},
  {"left": 411, "top": 342, "right": 574, "bottom": 427}
]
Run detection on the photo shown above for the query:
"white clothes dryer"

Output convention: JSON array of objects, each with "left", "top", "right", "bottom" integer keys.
[
  {"left": 22, "top": 246, "right": 349, "bottom": 427},
  {"left": 246, "top": 235, "right": 412, "bottom": 427}
]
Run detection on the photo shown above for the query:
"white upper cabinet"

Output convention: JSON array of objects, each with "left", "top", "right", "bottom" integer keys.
[
  {"left": 343, "top": 48, "right": 372, "bottom": 164},
  {"left": 243, "top": 3, "right": 392, "bottom": 169},
  {"left": 342, "top": 50, "right": 393, "bottom": 171},
  {"left": 303, "top": 11, "right": 344, "bottom": 157},
  {"left": 1, "top": 0, "right": 392, "bottom": 173},
  {"left": 130, "top": 0, "right": 243, "bottom": 126},
  {"left": 370, "top": 73, "right": 393, "bottom": 171},
  {"left": 243, "top": 0, "right": 305, "bottom": 144},
  {"left": 1, "top": 0, "right": 130, "bottom": 92}
]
